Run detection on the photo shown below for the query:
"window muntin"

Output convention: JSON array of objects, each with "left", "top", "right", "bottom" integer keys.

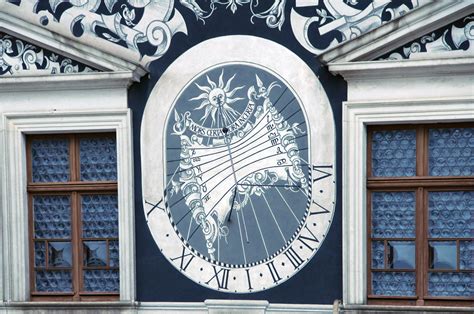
[
  {"left": 27, "top": 134, "right": 119, "bottom": 301},
  {"left": 367, "top": 124, "right": 473, "bottom": 306}
]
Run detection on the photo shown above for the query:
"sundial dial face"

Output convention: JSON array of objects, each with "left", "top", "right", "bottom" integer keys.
[
  {"left": 141, "top": 36, "right": 335, "bottom": 293},
  {"left": 166, "top": 63, "right": 310, "bottom": 268}
]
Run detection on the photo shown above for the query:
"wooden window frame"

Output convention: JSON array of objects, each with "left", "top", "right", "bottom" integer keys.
[
  {"left": 26, "top": 133, "right": 119, "bottom": 302},
  {"left": 366, "top": 123, "right": 474, "bottom": 307}
]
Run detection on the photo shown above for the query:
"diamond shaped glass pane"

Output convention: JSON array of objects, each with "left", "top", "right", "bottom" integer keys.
[
  {"left": 82, "top": 194, "right": 118, "bottom": 238},
  {"left": 428, "top": 191, "right": 473, "bottom": 238},
  {"left": 371, "top": 192, "right": 415, "bottom": 238},
  {"left": 35, "top": 270, "right": 72, "bottom": 292},
  {"left": 83, "top": 241, "right": 107, "bottom": 267},
  {"left": 428, "top": 272, "right": 473, "bottom": 297},
  {"left": 48, "top": 242, "right": 72, "bottom": 267},
  {"left": 429, "top": 127, "right": 473, "bottom": 176},
  {"left": 31, "top": 138, "right": 70, "bottom": 182},
  {"left": 388, "top": 241, "right": 415, "bottom": 269},
  {"left": 80, "top": 137, "right": 117, "bottom": 181},
  {"left": 372, "top": 272, "right": 415, "bottom": 296},
  {"left": 33, "top": 195, "right": 71, "bottom": 239},
  {"left": 83, "top": 269, "right": 119, "bottom": 292},
  {"left": 371, "top": 130, "right": 416, "bottom": 177}
]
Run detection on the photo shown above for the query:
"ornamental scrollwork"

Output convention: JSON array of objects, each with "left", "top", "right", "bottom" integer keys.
[
  {"left": 290, "top": 0, "right": 424, "bottom": 56},
  {"left": 378, "top": 15, "right": 474, "bottom": 60},
  {"left": 0, "top": 32, "right": 98, "bottom": 76}
]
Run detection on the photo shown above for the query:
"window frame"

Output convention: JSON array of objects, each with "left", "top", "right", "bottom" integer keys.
[
  {"left": 1, "top": 109, "right": 135, "bottom": 302},
  {"left": 366, "top": 124, "right": 473, "bottom": 306},
  {"left": 26, "top": 133, "right": 119, "bottom": 301},
  {"left": 341, "top": 98, "right": 474, "bottom": 307}
]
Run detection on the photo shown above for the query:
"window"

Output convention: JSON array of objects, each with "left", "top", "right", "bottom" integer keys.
[
  {"left": 27, "top": 134, "right": 119, "bottom": 301},
  {"left": 367, "top": 124, "right": 473, "bottom": 306}
]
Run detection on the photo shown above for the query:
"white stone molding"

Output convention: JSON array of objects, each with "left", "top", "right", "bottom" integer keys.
[
  {"left": 319, "top": 1, "right": 474, "bottom": 63},
  {"left": 332, "top": 55, "right": 474, "bottom": 305},
  {"left": 0, "top": 109, "right": 135, "bottom": 302},
  {"left": 0, "top": 12, "right": 146, "bottom": 80},
  {"left": 342, "top": 98, "right": 474, "bottom": 305}
]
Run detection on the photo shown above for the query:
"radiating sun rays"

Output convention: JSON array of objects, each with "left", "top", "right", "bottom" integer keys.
[{"left": 189, "top": 70, "right": 245, "bottom": 128}]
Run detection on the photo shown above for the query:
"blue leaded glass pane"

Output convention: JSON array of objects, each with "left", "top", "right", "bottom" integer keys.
[
  {"left": 388, "top": 241, "right": 415, "bottom": 269},
  {"left": 428, "top": 272, "right": 473, "bottom": 297},
  {"left": 83, "top": 269, "right": 119, "bottom": 292},
  {"left": 371, "top": 130, "right": 416, "bottom": 177},
  {"left": 460, "top": 241, "right": 473, "bottom": 270},
  {"left": 109, "top": 240, "right": 119, "bottom": 267},
  {"left": 372, "top": 241, "right": 384, "bottom": 269},
  {"left": 83, "top": 241, "right": 107, "bottom": 267},
  {"left": 428, "top": 191, "right": 474, "bottom": 238},
  {"left": 371, "top": 192, "right": 415, "bottom": 238},
  {"left": 33, "top": 195, "right": 71, "bottom": 239},
  {"left": 82, "top": 194, "right": 118, "bottom": 238},
  {"left": 80, "top": 137, "right": 117, "bottom": 181},
  {"left": 48, "top": 242, "right": 72, "bottom": 267},
  {"left": 35, "top": 270, "right": 72, "bottom": 292},
  {"left": 372, "top": 272, "right": 416, "bottom": 296},
  {"left": 429, "top": 241, "right": 457, "bottom": 270},
  {"left": 31, "top": 138, "right": 69, "bottom": 182},
  {"left": 34, "top": 241, "right": 46, "bottom": 267},
  {"left": 429, "top": 127, "right": 474, "bottom": 176}
]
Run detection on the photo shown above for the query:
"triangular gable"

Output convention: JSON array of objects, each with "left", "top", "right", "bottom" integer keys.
[
  {"left": 377, "top": 14, "right": 474, "bottom": 61},
  {"left": 318, "top": 1, "right": 474, "bottom": 64},
  {"left": 0, "top": 32, "right": 100, "bottom": 76}
]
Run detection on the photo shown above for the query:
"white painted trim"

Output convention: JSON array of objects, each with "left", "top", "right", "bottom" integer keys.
[
  {"left": 0, "top": 72, "right": 135, "bottom": 92},
  {"left": 319, "top": 1, "right": 474, "bottom": 63},
  {"left": 0, "top": 110, "right": 135, "bottom": 302},
  {"left": 329, "top": 57, "right": 474, "bottom": 79},
  {"left": 0, "top": 12, "right": 147, "bottom": 80},
  {"left": 342, "top": 99, "right": 474, "bottom": 305},
  {"left": 0, "top": 301, "right": 335, "bottom": 313}
]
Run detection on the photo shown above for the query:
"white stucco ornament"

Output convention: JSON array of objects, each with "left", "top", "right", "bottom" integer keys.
[{"left": 141, "top": 36, "right": 336, "bottom": 293}]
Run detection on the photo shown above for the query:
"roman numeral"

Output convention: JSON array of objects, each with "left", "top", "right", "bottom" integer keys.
[
  {"left": 284, "top": 247, "right": 304, "bottom": 269},
  {"left": 297, "top": 225, "right": 319, "bottom": 250},
  {"left": 170, "top": 246, "right": 194, "bottom": 272},
  {"left": 145, "top": 198, "right": 164, "bottom": 218},
  {"left": 311, "top": 164, "right": 333, "bottom": 183},
  {"left": 206, "top": 266, "right": 230, "bottom": 290},
  {"left": 266, "top": 260, "right": 282, "bottom": 283},
  {"left": 246, "top": 269, "right": 253, "bottom": 291},
  {"left": 310, "top": 200, "right": 331, "bottom": 215}
]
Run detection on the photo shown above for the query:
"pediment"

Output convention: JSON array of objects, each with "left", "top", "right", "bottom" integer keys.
[
  {"left": 0, "top": 31, "right": 100, "bottom": 76},
  {"left": 318, "top": 1, "right": 474, "bottom": 64}
]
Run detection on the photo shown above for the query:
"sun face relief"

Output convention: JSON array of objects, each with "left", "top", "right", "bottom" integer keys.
[{"left": 141, "top": 36, "right": 335, "bottom": 293}]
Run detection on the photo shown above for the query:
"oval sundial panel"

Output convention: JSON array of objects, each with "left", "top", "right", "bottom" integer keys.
[{"left": 141, "top": 36, "right": 335, "bottom": 293}]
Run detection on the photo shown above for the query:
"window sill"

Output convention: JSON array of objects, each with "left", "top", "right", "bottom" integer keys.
[
  {"left": 341, "top": 304, "right": 474, "bottom": 312},
  {"left": 3, "top": 301, "right": 135, "bottom": 308}
]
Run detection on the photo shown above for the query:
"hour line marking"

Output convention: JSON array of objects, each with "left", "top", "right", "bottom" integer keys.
[
  {"left": 275, "top": 187, "right": 300, "bottom": 223},
  {"left": 248, "top": 196, "right": 269, "bottom": 257},
  {"left": 236, "top": 203, "right": 248, "bottom": 265},
  {"left": 262, "top": 193, "right": 286, "bottom": 243}
]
